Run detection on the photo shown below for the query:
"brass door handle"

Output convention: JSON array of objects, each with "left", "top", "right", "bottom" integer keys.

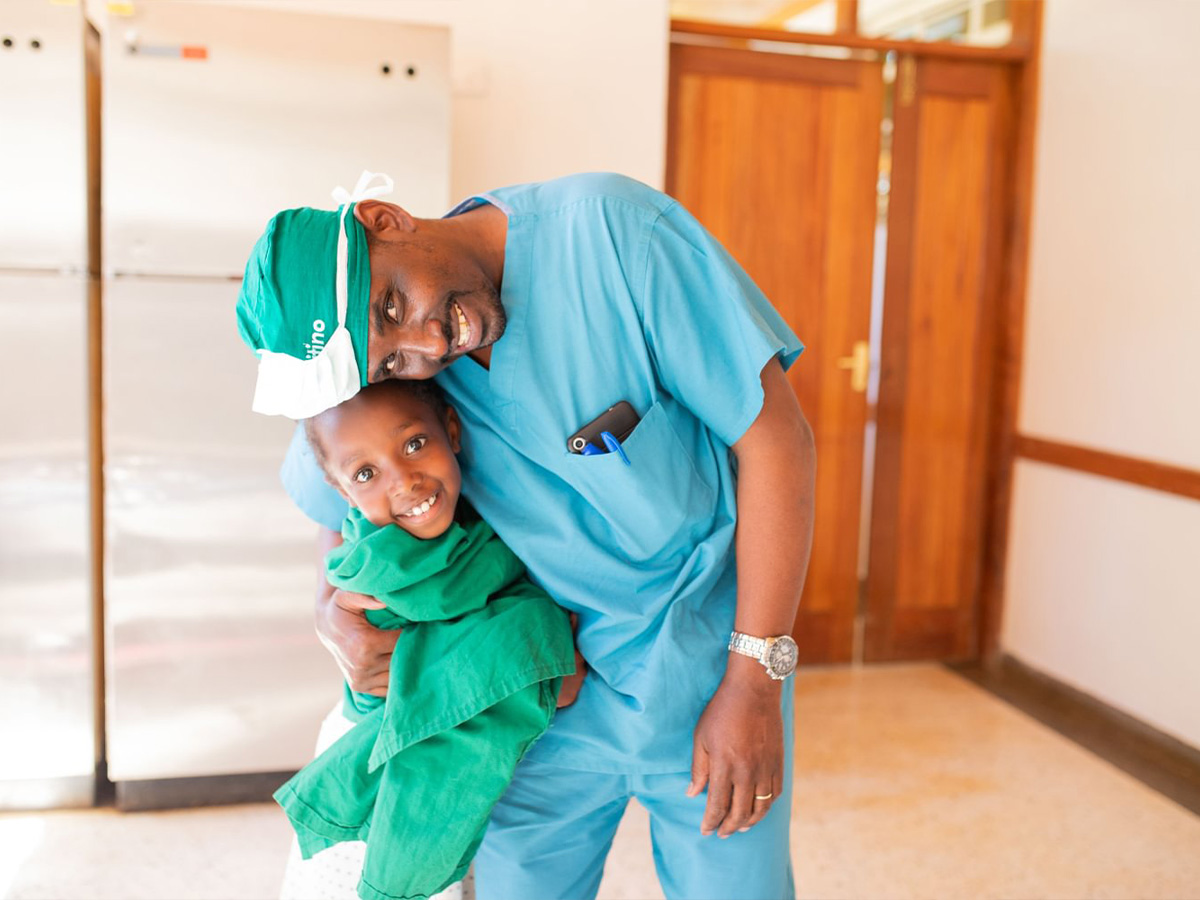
[{"left": 836, "top": 340, "right": 870, "bottom": 393}]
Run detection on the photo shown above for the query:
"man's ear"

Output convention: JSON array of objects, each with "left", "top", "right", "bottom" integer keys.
[
  {"left": 444, "top": 405, "right": 463, "bottom": 454},
  {"left": 354, "top": 200, "right": 417, "bottom": 238}
]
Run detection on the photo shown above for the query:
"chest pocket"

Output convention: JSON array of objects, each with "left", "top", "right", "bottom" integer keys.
[{"left": 561, "top": 401, "right": 716, "bottom": 563}]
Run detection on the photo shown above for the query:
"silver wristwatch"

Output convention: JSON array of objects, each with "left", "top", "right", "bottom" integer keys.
[{"left": 728, "top": 631, "right": 799, "bottom": 681}]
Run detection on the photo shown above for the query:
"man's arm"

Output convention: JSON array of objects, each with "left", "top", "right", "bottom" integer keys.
[
  {"left": 314, "top": 525, "right": 590, "bottom": 704},
  {"left": 314, "top": 526, "right": 398, "bottom": 697},
  {"left": 688, "top": 357, "right": 815, "bottom": 838}
]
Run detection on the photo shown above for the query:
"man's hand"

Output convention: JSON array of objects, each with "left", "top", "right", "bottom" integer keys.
[
  {"left": 688, "top": 655, "right": 784, "bottom": 838},
  {"left": 556, "top": 613, "right": 588, "bottom": 708},
  {"left": 684, "top": 358, "right": 812, "bottom": 838},
  {"left": 314, "top": 527, "right": 397, "bottom": 697},
  {"left": 315, "top": 587, "right": 398, "bottom": 696}
]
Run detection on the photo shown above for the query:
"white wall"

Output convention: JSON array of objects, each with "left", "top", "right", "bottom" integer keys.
[
  {"left": 1004, "top": 462, "right": 1200, "bottom": 746},
  {"left": 1017, "top": 0, "right": 1200, "bottom": 467},
  {"left": 1002, "top": 0, "right": 1200, "bottom": 747},
  {"left": 186, "top": 0, "right": 670, "bottom": 202}
]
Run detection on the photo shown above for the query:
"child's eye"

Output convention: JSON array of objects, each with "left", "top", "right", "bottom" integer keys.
[
  {"left": 353, "top": 467, "right": 375, "bottom": 484},
  {"left": 404, "top": 436, "right": 427, "bottom": 455}
]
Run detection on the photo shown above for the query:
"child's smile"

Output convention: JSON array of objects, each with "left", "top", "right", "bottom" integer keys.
[{"left": 396, "top": 488, "right": 441, "bottom": 521}]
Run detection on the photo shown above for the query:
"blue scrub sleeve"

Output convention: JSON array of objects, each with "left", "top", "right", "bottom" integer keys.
[
  {"left": 639, "top": 202, "right": 805, "bottom": 448},
  {"left": 280, "top": 422, "right": 349, "bottom": 532}
]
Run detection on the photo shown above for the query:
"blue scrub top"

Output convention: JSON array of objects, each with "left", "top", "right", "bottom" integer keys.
[{"left": 281, "top": 173, "right": 803, "bottom": 774}]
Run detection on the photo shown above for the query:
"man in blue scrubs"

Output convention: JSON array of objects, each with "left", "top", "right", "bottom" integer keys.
[{"left": 239, "top": 172, "right": 815, "bottom": 900}]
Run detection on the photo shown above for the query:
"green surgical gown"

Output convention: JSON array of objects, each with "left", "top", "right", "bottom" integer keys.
[{"left": 274, "top": 508, "right": 575, "bottom": 900}]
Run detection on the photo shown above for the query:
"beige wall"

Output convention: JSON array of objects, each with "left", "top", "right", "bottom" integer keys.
[
  {"left": 197, "top": 0, "right": 671, "bottom": 201},
  {"left": 1002, "top": 0, "right": 1200, "bottom": 747}
]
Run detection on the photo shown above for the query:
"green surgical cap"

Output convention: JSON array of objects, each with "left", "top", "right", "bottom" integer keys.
[{"left": 236, "top": 204, "right": 370, "bottom": 386}]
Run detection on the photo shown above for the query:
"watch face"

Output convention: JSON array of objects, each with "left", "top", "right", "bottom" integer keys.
[{"left": 766, "top": 636, "right": 799, "bottom": 678}]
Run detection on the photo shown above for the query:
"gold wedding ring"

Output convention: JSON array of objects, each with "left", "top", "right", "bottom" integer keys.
[{"left": 754, "top": 792, "right": 774, "bottom": 801}]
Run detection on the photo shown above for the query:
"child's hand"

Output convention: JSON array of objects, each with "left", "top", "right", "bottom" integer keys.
[
  {"left": 556, "top": 613, "right": 587, "bottom": 708},
  {"left": 316, "top": 586, "right": 399, "bottom": 697}
]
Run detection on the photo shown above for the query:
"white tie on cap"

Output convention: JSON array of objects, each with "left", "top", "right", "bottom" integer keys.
[
  {"left": 250, "top": 170, "right": 395, "bottom": 419},
  {"left": 331, "top": 170, "right": 395, "bottom": 333}
]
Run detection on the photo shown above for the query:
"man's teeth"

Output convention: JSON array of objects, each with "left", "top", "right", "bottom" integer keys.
[
  {"left": 402, "top": 493, "right": 438, "bottom": 517},
  {"left": 455, "top": 303, "right": 469, "bottom": 348}
]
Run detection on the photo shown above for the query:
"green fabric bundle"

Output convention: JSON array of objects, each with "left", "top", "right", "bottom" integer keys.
[{"left": 274, "top": 509, "right": 576, "bottom": 900}]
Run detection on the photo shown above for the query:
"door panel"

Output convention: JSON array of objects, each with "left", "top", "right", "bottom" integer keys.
[
  {"left": 668, "top": 44, "right": 882, "bottom": 664},
  {"left": 0, "top": 0, "right": 87, "bottom": 272},
  {"left": 865, "top": 57, "right": 1016, "bottom": 661},
  {"left": 0, "top": 274, "right": 94, "bottom": 807},
  {"left": 103, "top": 278, "right": 339, "bottom": 782}
]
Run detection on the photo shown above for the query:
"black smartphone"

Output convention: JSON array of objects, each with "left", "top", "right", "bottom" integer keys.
[{"left": 566, "top": 401, "right": 640, "bottom": 453}]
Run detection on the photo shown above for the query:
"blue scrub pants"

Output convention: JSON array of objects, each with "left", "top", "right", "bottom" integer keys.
[{"left": 475, "top": 686, "right": 795, "bottom": 900}]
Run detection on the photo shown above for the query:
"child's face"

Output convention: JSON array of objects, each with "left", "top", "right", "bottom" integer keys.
[{"left": 313, "top": 388, "right": 463, "bottom": 539}]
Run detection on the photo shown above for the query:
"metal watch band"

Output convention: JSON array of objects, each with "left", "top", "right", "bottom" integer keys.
[
  {"left": 728, "top": 630, "right": 798, "bottom": 681},
  {"left": 728, "top": 631, "right": 768, "bottom": 661}
]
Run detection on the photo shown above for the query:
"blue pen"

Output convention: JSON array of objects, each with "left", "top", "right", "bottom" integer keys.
[
  {"left": 600, "top": 430, "right": 631, "bottom": 466},
  {"left": 580, "top": 442, "right": 604, "bottom": 456}
]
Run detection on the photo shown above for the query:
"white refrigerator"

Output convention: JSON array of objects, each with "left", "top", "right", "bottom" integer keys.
[
  {"left": 0, "top": 0, "right": 95, "bottom": 809},
  {"left": 98, "top": 1, "right": 450, "bottom": 804}
]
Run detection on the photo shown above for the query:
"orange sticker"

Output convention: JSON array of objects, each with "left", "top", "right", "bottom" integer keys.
[{"left": 181, "top": 46, "right": 208, "bottom": 60}]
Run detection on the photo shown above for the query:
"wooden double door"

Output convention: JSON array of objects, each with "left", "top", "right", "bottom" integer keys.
[{"left": 668, "top": 43, "right": 1018, "bottom": 664}]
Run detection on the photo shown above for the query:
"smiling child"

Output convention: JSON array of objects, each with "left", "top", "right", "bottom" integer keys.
[{"left": 274, "top": 380, "right": 576, "bottom": 900}]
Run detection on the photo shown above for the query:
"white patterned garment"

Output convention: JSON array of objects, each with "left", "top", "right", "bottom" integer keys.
[{"left": 278, "top": 703, "right": 468, "bottom": 900}]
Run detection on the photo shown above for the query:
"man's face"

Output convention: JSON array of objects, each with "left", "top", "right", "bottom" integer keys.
[{"left": 363, "top": 231, "right": 506, "bottom": 382}]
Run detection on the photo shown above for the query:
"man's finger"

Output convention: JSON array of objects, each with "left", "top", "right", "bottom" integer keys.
[
  {"left": 336, "top": 636, "right": 397, "bottom": 676},
  {"left": 718, "top": 777, "right": 755, "bottom": 838},
  {"left": 688, "top": 741, "right": 710, "bottom": 798},
  {"left": 346, "top": 654, "right": 392, "bottom": 695},
  {"left": 742, "top": 780, "right": 776, "bottom": 830},
  {"left": 700, "top": 769, "right": 732, "bottom": 836},
  {"left": 556, "top": 667, "right": 585, "bottom": 708},
  {"left": 334, "top": 589, "right": 387, "bottom": 612},
  {"left": 349, "top": 679, "right": 390, "bottom": 697},
  {"left": 554, "top": 617, "right": 587, "bottom": 708},
  {"left": 346, "top": 627, "right": 401, "bottom": 665},
  {"left": 352, "top": 670, "right": 391, "bottom": 697}
]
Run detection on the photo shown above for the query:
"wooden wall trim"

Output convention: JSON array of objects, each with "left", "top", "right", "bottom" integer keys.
[
  {"left": 952, "top": 656, "right": 1200, "bottom": 817},
  {"left": 1015, "top": 436, "right": 1200, "bottom": 502},
  {"left": 670, "top": 17, "right": 1030, "bottom": 62}
]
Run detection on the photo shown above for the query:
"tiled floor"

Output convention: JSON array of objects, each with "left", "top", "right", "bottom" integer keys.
[{"left": 4, "top": 664, "right": 1200, "bottom": 900}]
